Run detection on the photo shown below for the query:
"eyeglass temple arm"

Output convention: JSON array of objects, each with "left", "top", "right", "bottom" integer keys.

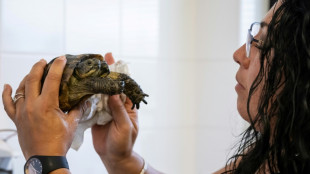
[{"left": 251, "top": 38, "right": 264, "bottom": 45}]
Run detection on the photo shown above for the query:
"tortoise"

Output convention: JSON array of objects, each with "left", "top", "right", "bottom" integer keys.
[{"left": 41, "top": 54, "right": 148, "bottom": 112}]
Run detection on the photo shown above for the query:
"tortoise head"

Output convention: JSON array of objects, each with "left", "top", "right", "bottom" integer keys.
[
  {"left": 74, "top": 56, "right": 110, "bottom": 79},
  {"left": 42, "top": 54, "right": 108, "bottom": 84}
]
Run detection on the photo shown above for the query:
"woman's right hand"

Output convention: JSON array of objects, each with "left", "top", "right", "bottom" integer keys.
[
  {"left": 91, "top": 53, "right": 143, "bottom": 174},
  {"left": 92, "top": 53, "right": 163, "bottom": 174},
  {"left": 92, "top": 95, "right": 143, "bottom": 173}
]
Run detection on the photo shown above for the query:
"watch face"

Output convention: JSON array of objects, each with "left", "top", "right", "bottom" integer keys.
[{"left": 25, "top": 158, "right": 43, "bottom": 174}]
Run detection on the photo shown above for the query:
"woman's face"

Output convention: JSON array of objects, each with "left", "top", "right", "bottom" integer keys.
[{"left": 233, "top": 2, "right": 281, "bottom": 123}]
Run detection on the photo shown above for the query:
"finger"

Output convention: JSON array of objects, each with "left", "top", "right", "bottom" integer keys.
[
  {"left": 2, "top": 84, "right": 15, "bottom": 120},
  {"left": 15, "top": 75, "right": 27, "bottom": 108},
  {"left": 67, "top": 100, "right": 91, "bottom": 126},
  {"left": 104, "top": 52, "right": 115, "bottom": 65},
  {"left": 25, "top": 59, "right": 47, "bottom": 101},
  {"left": 124, "top": 97, "right": 138, "bottom": 119},
  {"left": 124, "top": 97, "right": 139, "bottom": 130},
  {"left": 108, "top": 95, "right": 132, "bottom": 126},
  {"left": 41, "top": 56, "right": 66, "bottom": 103}
]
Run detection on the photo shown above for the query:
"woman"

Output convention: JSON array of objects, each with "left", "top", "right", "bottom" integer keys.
[
  {"left": 2, "top": 0, "right": 310, "bottom": 173},
  {"left": 216, "top": 0, "right": 310, "bottom": 173}
]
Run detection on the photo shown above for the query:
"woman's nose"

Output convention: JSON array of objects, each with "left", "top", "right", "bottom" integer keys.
[{"left": 233, "top": 44, "right": 250, "bottom": 69}]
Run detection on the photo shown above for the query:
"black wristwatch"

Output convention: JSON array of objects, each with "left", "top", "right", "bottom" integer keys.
[{"left": 24, "top": 155, "right": 69, "bottom": 174}]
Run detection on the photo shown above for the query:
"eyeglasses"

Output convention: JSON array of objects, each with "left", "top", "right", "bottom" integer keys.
[{"left": 246, "top": 22, "right": 264, "bottom": 57}]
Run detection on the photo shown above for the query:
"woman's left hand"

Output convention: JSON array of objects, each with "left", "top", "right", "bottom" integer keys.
[{"left": 2, "top": 56, "right": 88, "bottom": 159}]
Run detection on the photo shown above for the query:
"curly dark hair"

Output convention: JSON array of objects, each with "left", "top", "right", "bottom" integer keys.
[{"left": 224, "top": 0, "right": 310, "bottom": 173}]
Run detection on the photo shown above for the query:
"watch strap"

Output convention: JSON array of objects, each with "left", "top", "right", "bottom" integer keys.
[{"left": 25, "top": 155, "right": 69, "bottom": 174}]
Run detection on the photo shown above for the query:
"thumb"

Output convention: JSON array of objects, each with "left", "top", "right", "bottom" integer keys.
[
  {"left": 104, "top": 52, "right": 115, "bottom": 65},
  {"left": 108, "top": 95, "right": 131, "bottom": 126},
  {"left": 2, "top": 84, "right": 15, "bottom": 120},
  {"left": 67, "top": 100, "right": 91, "bottom": 125}
]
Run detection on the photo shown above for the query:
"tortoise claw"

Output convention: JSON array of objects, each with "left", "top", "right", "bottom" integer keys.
[
  {"left": 130, "top": 103, "right": 141, "bottom": 110},
  {"left": 128, "top": 92, "right": 148, "bottom": 110},
  {"left": 142, "top": 99, "right": 147, "bottom": 104}
]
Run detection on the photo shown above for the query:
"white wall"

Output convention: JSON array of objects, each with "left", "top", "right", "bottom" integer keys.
[{"left": 0, "top": 0, "right": 268, "bottom": 173}]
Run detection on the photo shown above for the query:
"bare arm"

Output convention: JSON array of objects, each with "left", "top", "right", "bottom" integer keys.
[{"left": 91, "top": 53, "right": 163, "bottom": 174}]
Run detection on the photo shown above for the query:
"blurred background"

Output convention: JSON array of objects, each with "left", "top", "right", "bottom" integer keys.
[{"left": 0, "top": 0, "right": 272, "bottom": 173}]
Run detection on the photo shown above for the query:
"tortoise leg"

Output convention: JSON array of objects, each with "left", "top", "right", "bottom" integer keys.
[
  {"left": 107, "top": 72, "right": 149, "bottom": 109},
  {"left": 85, "top": 77, "right": 125, "bottom": 95},
  {"left": 69, "top": 76, "right": 125, "bottom": 100}
]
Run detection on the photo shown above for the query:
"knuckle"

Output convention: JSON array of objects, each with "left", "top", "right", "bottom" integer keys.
[
  {"left": 26, "top": 73, "right": 40, "bottom": 84},
  {"left": 26, "top": 61, "right": 45, "bottom": 83},
  {"left": 45, "top": 72, "right": 61, "bottom": 82},
  {"left": 3, "top": 105, "right": 8, "bottom": 113}
]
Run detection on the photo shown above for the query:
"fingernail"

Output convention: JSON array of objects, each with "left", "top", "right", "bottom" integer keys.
[
  {"left": 3, "top": 84, "right": 7, "bottom": 90},
  {"left": 40, "top": 59, "right": 46, "bottom": 63}
]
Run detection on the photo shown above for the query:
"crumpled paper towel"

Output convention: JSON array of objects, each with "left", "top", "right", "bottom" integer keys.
[{"left": 71, "top": 60, "right": 129, "bottom": 150}]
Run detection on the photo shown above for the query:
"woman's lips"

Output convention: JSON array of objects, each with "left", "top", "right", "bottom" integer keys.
[
  {"left": 235, "top": 76, "right": 246, "bottom": 91},
  {"left": 235, "top": 83, "right": 245, "bottom": 91}
]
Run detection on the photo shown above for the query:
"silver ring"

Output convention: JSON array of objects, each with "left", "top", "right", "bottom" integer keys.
[{"left": 13, "top": 93, "right": 25, "bottom": 104}]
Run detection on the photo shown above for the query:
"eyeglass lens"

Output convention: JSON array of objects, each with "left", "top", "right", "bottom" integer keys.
[{"left": 246, "top": 23, "right": 261, "bottom": 57}]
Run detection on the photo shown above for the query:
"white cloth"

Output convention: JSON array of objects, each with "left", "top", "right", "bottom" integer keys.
[{"left": 71, "top": 60, "right": 129, "bottom": 150}]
